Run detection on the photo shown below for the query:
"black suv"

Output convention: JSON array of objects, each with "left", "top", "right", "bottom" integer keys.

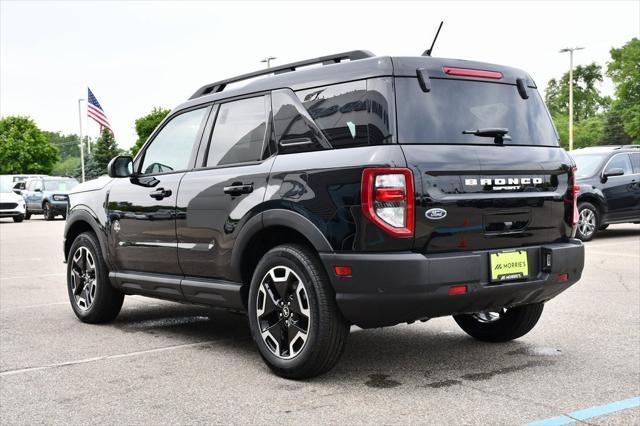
[
  {"left": 571, "top": 145, "right": 640, "bottom": 241},
  {"left": 63, "top": 51, "right": 585, "bottom": 378}
]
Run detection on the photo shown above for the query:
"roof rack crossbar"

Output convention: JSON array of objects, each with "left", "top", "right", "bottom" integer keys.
[{"left": 189, "top": 50, "right": 375, "bottom": 99}]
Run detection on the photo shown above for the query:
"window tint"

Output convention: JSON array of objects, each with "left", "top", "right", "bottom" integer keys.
[
  {"left": 630, "top": 153, "right": 640, "bottom": 174},
  {"left": 207, "top": 96, "right": 267, "bottom": 166},
  {"left": 396, "top": 78, "right": 558, "bottom": 146},
  {"left": 295, "top": 79, "right": 394, "bottom": 148},
  {"left": 141, "top": 107, "right": 208, "bottom": 175},
  {"left": 605, "top": 154, "right": 633, "bottom": 175}
]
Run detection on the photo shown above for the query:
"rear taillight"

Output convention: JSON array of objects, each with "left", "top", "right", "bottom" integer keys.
[
  {"left": 361, "top": 168, "right": 414, "bottom": 238},
  {"left": 569, "top": 167, "right": 580, "bottom": 229}
]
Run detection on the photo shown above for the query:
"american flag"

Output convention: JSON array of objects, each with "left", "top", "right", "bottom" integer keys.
[{"left": 87, "top": 88, "right": 113, "bottom": 133}]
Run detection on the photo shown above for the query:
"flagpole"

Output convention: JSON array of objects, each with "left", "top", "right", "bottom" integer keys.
[{"left": 78, "top": 98, "right": 85, "bottom": 182}]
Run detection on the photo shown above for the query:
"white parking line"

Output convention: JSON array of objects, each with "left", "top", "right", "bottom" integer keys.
[{"left": 0, "top": 340, "right": 221, "bottom": 377}]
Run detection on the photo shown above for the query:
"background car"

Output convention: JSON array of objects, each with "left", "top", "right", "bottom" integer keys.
[
  {"left": 21, "top": 176, "right": 79, "bottom": 220},
  {"left": 0, "top": 180, "right": 26, "bottom": 222},
  {"left": 570, "top": 145, "right": 640, "bottom": 241}
]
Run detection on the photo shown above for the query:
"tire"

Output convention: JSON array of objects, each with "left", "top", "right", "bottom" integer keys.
[
  {"left": 24, "top": 211, "right": 31, "bottom": 220},
  {"left": 599, "top": 224, "right": 609, "bottom": 231},
  {"left": 248, "top": 244, "right": 350, "bottom": 379},
  {"left": 453, "top": 303, "right": 544, "bottom": 343},
  {"left": 66, "top": 232, "right": 124, "bottom": 323},
  {"left": 576, "top": 202, "right": 599, "bottom": 241},
  {"left": 12, "top": 215, "right": 24, "bottom": 223},
  {"left": 43, "top": 202, "right": 55, "bottom": 221}
]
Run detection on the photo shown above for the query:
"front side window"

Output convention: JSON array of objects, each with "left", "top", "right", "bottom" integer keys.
[
  {"left": 141, "top": 107, "right": 208, "bottom": 175},
  {"left": 604, "top": 154, "right": 633, "bottom": 175},
  {"left": 206, "top": 96, "right": 267, "bottom": 166}
]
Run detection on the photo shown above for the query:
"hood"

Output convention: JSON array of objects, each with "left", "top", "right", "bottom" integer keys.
[
  {"left": 0, "top": 192, "right": 24, "bottom": 203},
  {"left": 69, "top": 175, "right": 113, "bottom": 194}
]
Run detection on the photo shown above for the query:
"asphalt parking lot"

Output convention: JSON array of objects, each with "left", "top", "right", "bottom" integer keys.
[{"left": 0, "top": 218, "right": 638, "bottom": 425}]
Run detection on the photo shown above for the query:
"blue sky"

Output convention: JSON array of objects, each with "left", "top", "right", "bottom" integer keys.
[{"left": 1, "top": 0, "right": 638, "bottom": 149}]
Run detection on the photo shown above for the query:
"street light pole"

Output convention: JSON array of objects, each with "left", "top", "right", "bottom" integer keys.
[
  {"left": 559, "top": 47, "right": 584, "bottom": 151},
  {"left": 260, "top": 56, "right": 276, "bottom": 69},
  {"left": 78, "top": 98, "right": 85, "bottom": 182}
]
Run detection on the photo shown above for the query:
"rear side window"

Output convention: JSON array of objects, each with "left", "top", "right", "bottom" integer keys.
[
  {"left": 630, "top": 153, "right": 640, "bottom": 173},
  {"left": 295, "top": 79, "right": 394, "bottom": 148},
  {"left": 396, "top": 78, "right": 558, "bottom": 146},
  {"left": 207, "top": 96, "right": 267, "bottom": 166},
  {"left": 141, "top": 107, "right": 208, "bottom": 175},
  {"left": 605, "top": 153, "right": 633, "bottom": 175}
]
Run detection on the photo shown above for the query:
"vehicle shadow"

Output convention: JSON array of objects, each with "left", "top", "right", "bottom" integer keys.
[{"left": 109, "top": 301, "right": 550, "bottom": 383}]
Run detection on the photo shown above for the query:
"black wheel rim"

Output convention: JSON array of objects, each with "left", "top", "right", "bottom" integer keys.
[
  {"left": 256, "top": 266, "right": 310, "bottom": 359},
  {"left": 70, "top": 246, "right": 97, "bottom": 310}
]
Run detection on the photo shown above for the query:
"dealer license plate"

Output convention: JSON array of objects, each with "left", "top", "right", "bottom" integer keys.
[{"left": 490, "top": 250, "right": 529, "bottom": 282}]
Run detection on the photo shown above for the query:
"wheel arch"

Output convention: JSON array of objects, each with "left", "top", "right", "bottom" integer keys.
[
  {"left": 577, "top": 193, "right": 605, "bottom": 223},
  {"left": 231, "top": 209, "right": 334, "bottom": 307},
  {"left": 64, "top": 209, "right": 110, "bottom": 267}
]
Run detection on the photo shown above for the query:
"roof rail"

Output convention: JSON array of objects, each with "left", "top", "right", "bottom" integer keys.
[
  {"left": 189, "top": 50, "right": 375, "bottom": 100},
  {"left": 614, "top": 144, "right": 640, "bottom": 149}
]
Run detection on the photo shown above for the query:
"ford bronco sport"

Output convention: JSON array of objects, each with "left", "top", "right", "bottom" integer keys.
[{"left": 64, "top": 50, "right": 585, "bottom": 379}]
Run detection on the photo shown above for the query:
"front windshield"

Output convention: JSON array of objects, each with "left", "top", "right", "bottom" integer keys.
[
  {"left": 572, "top": 154, "right": 606, "bottom": 178},
  {"left": 43, "top": 179, "right": 79, "bottom": 191}
]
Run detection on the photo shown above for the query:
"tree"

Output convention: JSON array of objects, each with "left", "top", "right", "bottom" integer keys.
[
  {"left": 45, "top": 131, "right": 80, "bottom": 160},
  {"left": 131, "top": 107, "right": 170, "bottom": 156},
  {"left": 52, "top": 156, "right": 81, "bottom": 177},
  {"left": 0, "top": 116, "right": 59, "bottom": 174},
  {"left": 545, "top": 63, "right": 611, "bottom": 121},
  {"left": 86, "top": 129, "right": 121, "bottom": 179},
  {"left": 607, "top": 38, "right": 640, "bottom": 141}
]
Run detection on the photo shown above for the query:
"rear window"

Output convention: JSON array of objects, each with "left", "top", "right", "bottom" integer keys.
[{"left": 396, "top": 78, "right": 558, "bottom": 146}]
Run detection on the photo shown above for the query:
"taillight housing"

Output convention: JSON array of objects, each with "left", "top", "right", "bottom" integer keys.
[
  {"left": 568, "top": 167, "right": 580, "bottom": 230},
  {"left": 361, "top": 168, "right": 414, "bottom": 237}
]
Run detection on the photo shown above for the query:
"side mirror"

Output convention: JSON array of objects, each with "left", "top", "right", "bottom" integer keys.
[
  {"left": 108, "top": 155, "right": 134, "bottom": 178},
  {"left": 34, "top": 188, "right": 42, "bottom": 192},
  {"left": 602, "top": 167, "right": 624, "bottom": 181}
]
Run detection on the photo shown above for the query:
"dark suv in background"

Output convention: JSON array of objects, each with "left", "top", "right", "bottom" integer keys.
[
  {"left": 63, "top": 50, "right": 584, "bottom": 378},
  {"left": 571, "top": 145, "right": 640, "bottom": 241}
]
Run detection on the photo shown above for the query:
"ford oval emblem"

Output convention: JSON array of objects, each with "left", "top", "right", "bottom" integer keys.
[{"left": 425, "top": 208, "right": 447, "bottom": 220}]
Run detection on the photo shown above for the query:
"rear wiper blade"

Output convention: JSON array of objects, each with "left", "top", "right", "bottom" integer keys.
[{"left": 462, "top": 128, "right": 511, "bottom": 144}]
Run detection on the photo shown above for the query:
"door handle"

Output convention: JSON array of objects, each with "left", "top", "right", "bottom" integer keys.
[
  {"left": 223, "top": 184, "right": 253, "bottom": 196},
  {"left": 149, "top": 188, "right": 172, "bottom": 200}
]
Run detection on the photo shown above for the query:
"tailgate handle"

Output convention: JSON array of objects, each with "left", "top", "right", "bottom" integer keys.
[{"left": 484, "top": 210, "right": 531, "bottom": 235}]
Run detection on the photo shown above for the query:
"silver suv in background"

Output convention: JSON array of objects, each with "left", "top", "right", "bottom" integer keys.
[{"left": 22, "top": 176, "right": 79, "bottom": 220}]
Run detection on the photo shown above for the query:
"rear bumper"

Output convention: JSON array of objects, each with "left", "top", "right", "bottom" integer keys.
[{"left": 320, "top": 240, "right": 584, "bottom": 328}]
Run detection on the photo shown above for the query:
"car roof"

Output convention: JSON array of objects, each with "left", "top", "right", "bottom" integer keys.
[
  {"left": 571, "top": 145, "right": 640, "bottom": 155},
  {"left": 177, "top": 51, "right": 535, "bottom": 112}
]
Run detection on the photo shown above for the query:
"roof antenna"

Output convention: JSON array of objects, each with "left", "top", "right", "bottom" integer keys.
[{"left": 422, "top": 21, "right": 444, "bottom": 56}]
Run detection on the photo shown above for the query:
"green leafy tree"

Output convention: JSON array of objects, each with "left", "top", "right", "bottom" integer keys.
[
  {"left": 552, "top": 114, "right": 606, "bottom": 149},
  {"left": 0, "top": 116, "right": 59, "bottom": 174},
  {"left": 131, "top": 107, "right": 170, "bottom": 156},
  {"left": 545, "top": 63, "right": 611, "bottom": 120},
  {"left": 607, "top": 38, "right": 640, "bottom": 142},
  {"left": 602, "top": 111, "right": 634, "bottom": 145},
  {"left": 45, "top": 131, "right": 80, "bottom": 160},
  {"left": 51, "top": 156, "right": 81, "bottom": 177},
  {"left": 86, "top": 129, "right": 121, "bottom": 179}
]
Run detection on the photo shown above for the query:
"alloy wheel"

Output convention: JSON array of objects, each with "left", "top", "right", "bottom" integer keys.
[
  {"left": 578, "top": 208, "right": 596, "bottom": 238},
  {"left": 70, "top": 246, "right": 97, "bottom": 310},
  {"left": 256, "top": 266, "right": 311, "bottom": 359}
]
